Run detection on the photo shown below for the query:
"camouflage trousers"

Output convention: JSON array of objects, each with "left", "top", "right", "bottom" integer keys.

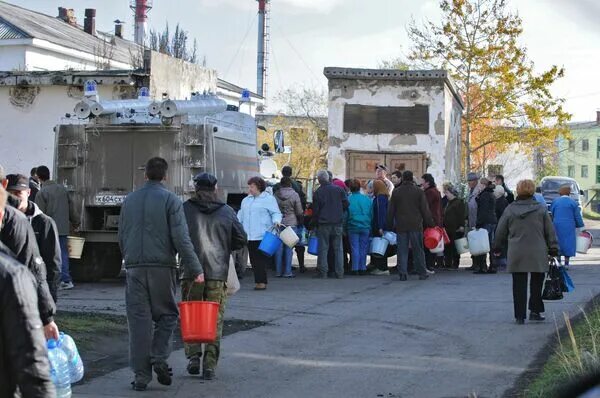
[{"left": 181, "top": 280, "right": 228, "bottom": 370}]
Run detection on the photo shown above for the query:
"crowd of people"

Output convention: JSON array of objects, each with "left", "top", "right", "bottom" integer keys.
[{"left": 0, "top": 156, "right": 588, "bottom": 395}]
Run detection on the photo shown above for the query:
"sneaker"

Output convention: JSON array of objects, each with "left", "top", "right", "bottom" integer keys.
[
  {"left": 370, "top": 269, "right": 390, "bottom": 276},
  {"left": 399, "top": 273, "right": 408, "bottom": 281},
  {"left": 187, "top": 355, "right": 201, "bottom": 375},
  {"left": 515, "top": 318, "right": 525, "bottom": 325},
  {"left": 59, "top": 281, "right": 74, "bottom": 290},
  {"left": 153, "top": 362, "right": 172, "bottom": 386},
  {"left": 202, "top": 368, "right": 215, "bottom": 380},
  {"left": 425, "top": 268, "right": 435, "bottom": 275}
]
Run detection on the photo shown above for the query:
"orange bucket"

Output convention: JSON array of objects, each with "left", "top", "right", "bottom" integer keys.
[{"left": 178, "top": 301, "right": 220, "bottom": 344}]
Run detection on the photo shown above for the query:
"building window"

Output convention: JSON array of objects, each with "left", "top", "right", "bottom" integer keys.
[
  {"left": 568, "top": 166, "right": 575, "bottom": 177},
  {"left": 597, "top": 139, "right": 600, "bottom": 159},
  {"left": 582, "top": 165, "right": 588, "bottom": 178},
  {"left": 343, "top": 104, "right": 429, "bottom": 135},
  {"left": 582, "top": 139, "right": 589, "bottom": 151},
  {"left": 487, "top": 164, "right": 503, "bottom": 177},
  {"left": 568, "top": 140, "right": 575, "bottom": 151},
  {"left": 597, "top": 166, "right": 600, "bottom": 183}
]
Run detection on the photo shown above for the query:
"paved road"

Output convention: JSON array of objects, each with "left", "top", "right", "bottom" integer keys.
[{"left": 71, "top": 246, "right": 600, "bottom": 398}]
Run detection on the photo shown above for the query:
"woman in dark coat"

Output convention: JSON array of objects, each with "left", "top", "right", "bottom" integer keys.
[
  {"left": 442, "top": 183, "right": 465, "bottom": 269},
  {"left": 422, "top": 173, "right": 443, "bottom": 270},
  {"left": 494, "top": 179, "right": 558, "bottom": 324},
  {"left": 474, "top": 178, "right": 497, "bottom": 274},
  {"left": 493, "top": 184, "right": 509, "bottom": 269}
]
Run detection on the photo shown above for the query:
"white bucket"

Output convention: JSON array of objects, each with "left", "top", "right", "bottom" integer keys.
[
  {"left": 430, "top": 238, "right": 445, "bottom": 254},
  {"left": 576, "top": 231, "right": 593, "bottom": 254},
  {"left": 67, "top": 236, "right": 85, "bottom": 259},
  {"left": 280, "top": 226, "right": 299, "bottom": 248},
  {"left": 467, "top": 229, "right": 490, "bottom": 256},
  {"left": 369, "top": 237, "right": 389, "bottom": 257},
  {"left": 383, "top": 231, "right": 397, "bottom": 245},
  {"left": 454, "top": 237, "right": 469, "bottom": 255}
]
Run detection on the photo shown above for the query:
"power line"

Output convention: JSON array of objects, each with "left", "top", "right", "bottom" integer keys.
[
  {"left": 272, "top": 21, "right": 321, "bottom": 84},
  {"left": 223, "top": 10, "right": 258, "bottom": 80}
]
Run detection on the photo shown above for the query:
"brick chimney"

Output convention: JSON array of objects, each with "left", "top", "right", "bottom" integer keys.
[
  {"left": 57, "top": 7, "right": 77, "bottom": 26},
  {"left": 84, "top": 8, "right": 96, "bottom": 36},
  {"left": 114, "top": 20, "right": 124, "bottom": 38}
]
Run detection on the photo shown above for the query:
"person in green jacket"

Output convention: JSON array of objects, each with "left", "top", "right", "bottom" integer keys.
[{"left": 346, "top": 179, "right": 373, "bottom": 275}]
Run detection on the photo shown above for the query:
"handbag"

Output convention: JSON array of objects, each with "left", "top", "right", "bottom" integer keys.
[
  {"left": 559, "top": 266, "right": 575, "bottom": 293},
  {"left": 542, "top": 258, "right": 563, "bottom": 301},
  {"left": 226, "top": 256, "right": 240, "bottom": 296}
]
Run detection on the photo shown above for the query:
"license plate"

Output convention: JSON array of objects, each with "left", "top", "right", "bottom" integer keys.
[{"left": 94, "top": 194, "right": 126, "bottom": 205}]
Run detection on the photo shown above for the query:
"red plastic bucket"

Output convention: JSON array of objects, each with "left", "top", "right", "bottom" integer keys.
[
  {"left": 178, "top": 301, "right": 220, "bottom": 344},
  {"left": 424, "top": 227, "right": 443, "bottom": 250}
]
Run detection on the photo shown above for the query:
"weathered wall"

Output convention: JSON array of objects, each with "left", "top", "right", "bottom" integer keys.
[
  {"left": 0, "top": 44, "right": 26, "bottom": 70},
  {"left": 0, "top": 84, "right": 124, "bottom": 174},
  {"left": 148, "top": 51, "right": 217, "bottom": 100},
  {"left": 327, "top": 78, "right": 460, "bottom": 185}
]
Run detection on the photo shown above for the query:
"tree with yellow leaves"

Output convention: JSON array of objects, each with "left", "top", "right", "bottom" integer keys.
[{"left": 406, "top": 0, "right": 571, "bottom": 176}]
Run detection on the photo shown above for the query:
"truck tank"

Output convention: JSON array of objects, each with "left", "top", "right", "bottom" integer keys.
[{"left": 55, "top": 92, "right": 259, "bottom": 281}]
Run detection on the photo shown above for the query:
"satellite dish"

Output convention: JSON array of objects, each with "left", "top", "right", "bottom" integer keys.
[{"left": 259, "top": 158, "right": 278, "bottom": 178}]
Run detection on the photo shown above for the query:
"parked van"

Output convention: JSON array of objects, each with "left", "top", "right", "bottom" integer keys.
[{"left": 539, "top": 176, "right": 584, "bottom": 210}]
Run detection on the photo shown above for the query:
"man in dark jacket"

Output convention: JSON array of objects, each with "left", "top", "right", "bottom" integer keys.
[
  {"left": 312, "top": 169, "right": 349, "bottom": 278},
  {"left": 182, "top": 173, "right": 247, "bottom": 380},
  {"left": 387, "top": 170, "right": 434, "bottom": 281},
  {"left": 6, "top": 174, "right": 61, "bottom": 302},
  {"left": 119, "top": 157, "right": 205, "bottom": 391},
  {"left": 0, "top": 187, "right": 55, "bottom": 398},
  {"left": 1, "top": 168, "right": 58, "bottom": 341},
  {"left": 29, "top": 167, "right": 40, "bottom": 201},
  {"left": 474, "top": 178, "right": 497, "bottom": 274},
  {"left": 35, "top": 165, "right": 80, "bottom": 290},
  {"left": 421, "top": 173, "right": 443, "bottom": 272}
]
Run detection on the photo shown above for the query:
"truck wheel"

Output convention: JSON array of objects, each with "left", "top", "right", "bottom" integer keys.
[
  {"left": 102, "top": 244, "right": 123, "bottom": 279},
  {"left": 71, "top": 243, "right": 105, "bottom": 282}
]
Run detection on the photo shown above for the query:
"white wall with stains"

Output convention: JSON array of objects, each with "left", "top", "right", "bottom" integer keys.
[{"left": 326, "top": 74, "right": 462, "bottom": 185}]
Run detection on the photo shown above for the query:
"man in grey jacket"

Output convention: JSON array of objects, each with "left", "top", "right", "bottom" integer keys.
[
  {"left": 119, "top": 157, "right": 204, "bottom": 391},
  {"left": 35, "top": 165, "right": 80, "bottom": 290}
]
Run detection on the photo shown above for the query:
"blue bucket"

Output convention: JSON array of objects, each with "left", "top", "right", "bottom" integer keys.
[
  {"left": 383, "top": 231, "right": 397, "bottom": 245},
  {"left": 258, "top": 230, "right": 282, "bottom": 257},
  {"left": 369, "top": 237, "right": 389, "bottom": 257},
  {"left": 307, "top": 236, "right": 319, "bottom": 255}
]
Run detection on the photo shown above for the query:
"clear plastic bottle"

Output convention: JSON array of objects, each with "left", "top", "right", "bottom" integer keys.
[
  {"left": 59, "top": 332, "right": 84, "bottom": 383},
  {"left": 47, "top": 339, "right": 72, "bottom": 398}
]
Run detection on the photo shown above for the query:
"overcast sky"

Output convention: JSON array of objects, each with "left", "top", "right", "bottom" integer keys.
[{"left": 11, "top": 0, "right": 600, "bottom": 121}]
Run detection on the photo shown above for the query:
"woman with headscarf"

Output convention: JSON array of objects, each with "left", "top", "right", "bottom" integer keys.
[
  {"left": 442, "top": 183, "right": 465, "bottom": 269},
  {"left": 550, "top": 184, "right": 584, "bottom": 268},
  {"left": 370, "top": 180, "right": 391, "bottom": 275},
  {"left": 494, "top": 179, "right": 558, "bottom": 324}
]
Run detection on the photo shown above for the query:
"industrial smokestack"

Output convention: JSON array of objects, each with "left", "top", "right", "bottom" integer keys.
[
  {"left": 256, "top": 0, "right": 268, "bottom": 98},
  {"left": 84, "top": 8, "right": 96, "bottom": 36},
  {"left": 130, "top": 0, "right": 153, "bottom": 45}
]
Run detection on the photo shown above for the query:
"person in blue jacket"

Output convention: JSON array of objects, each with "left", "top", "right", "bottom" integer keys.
[
  {"left": 550, "top": 184, "right": 584, "bottom": 267},
  {"left": 346, "top": 179, "right": 373, "bottom": 275},
  {"left": 238, "top": 176, "right": 282, "bottom": 290}
]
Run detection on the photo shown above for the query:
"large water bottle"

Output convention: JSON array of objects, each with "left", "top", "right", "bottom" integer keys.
[
  {"left": 47, "top": 339, "right": 72, "bottom": 398},
  {"left": 59, "top": 332, "right": 84, "bottom": 383}
]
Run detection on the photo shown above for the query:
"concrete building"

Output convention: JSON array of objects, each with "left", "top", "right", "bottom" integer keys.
[
  {"left": 558, "top": 111, "right": 600, "bottom": 205},
  {"left": 323, "top": 68, "right": 463, "bottom": 185},
  {"left": 0, "top": 1, "right": 263, "bottom": 174}
]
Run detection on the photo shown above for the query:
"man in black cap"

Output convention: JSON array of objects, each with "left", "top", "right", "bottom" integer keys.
[
  {"left": 182, "top": 172, "right": 247, "bottom": 380},
  {"left": 6, "top": 174, "right": 61, "bottom": 302}
]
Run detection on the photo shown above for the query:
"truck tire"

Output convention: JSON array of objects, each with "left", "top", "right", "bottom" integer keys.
[{"left": 71, "top": 243, "right": 104, "bottom": 282}]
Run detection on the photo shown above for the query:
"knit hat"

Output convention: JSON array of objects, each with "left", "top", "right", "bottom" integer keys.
[
  {"left": 493, "top": 184, "right": 506, "bottom": 199},
  {"left": 467, "top": 172, "right": 479, "bottom": 181},
  {"left": 193, "top": 172, "right": 218, "bottom": 191}
]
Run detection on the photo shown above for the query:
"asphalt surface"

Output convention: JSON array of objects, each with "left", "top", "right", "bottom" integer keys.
[{"left": 68, "top": 237, "right": 600, "bottom": 398}]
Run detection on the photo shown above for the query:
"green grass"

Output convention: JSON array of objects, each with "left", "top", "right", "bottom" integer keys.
[
  {"left": 55, "top": 311, "right": 128, "bottom": 350},
  {"left": 524, "top": 302, "right": 600, "bottom": 398},
  {"left": 583, "top": 209, "right": 600, "bottom": 221}
]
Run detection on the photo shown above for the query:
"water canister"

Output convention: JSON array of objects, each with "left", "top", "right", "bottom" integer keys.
[
  {"left": 383, "top": 231, "right": 397, "bottom": 245},
  {"left": 47, "top": 339, "right": 72, "bottom": 398},
  {"left": 467, "top": 229, "right": 490, "bottom": 256},
  {"left": 454, "top": 237, "right": 470, "bottom": 255},
  {"left": 369, "top": 237, "right": 389, "bottom": 257},
  {"left": 59, "top": 332, "right": 84, "bottom": 383}
]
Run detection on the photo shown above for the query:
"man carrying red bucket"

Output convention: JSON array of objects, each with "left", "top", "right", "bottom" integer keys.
[{"left": 182, "top": 173, "right": 248, "bottom": 380}]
